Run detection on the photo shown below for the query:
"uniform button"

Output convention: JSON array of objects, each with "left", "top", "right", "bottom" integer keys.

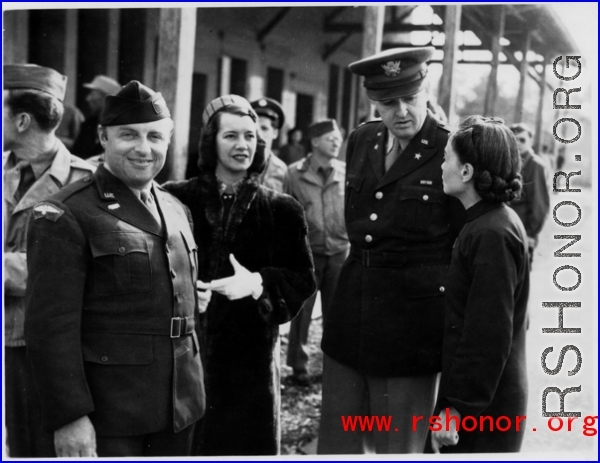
[
  {"left": 423, "top": 195, "right": 429, "bottom": 201},
  {"left": 439, "top": 286, "right": 445, "bottom": 293},
  {"left": 101, "top": 356, "right": 108, "bottom": 362},
  {"left": 375, "top": 191, "right": 383, "bottom": 199},
  {"left": 170, "top": 269, "right": 177, "bottom": 278},
  {"left": 118, "top": 246, "right": 126, "bottom": 254},
  {"left": 365, "top": 235, "right": 373, "bottom": 243},
  {"left": 370, "top": 213, "right": 378, "bottom": 221}
]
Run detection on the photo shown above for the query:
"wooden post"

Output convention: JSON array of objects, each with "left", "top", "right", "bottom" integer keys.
[
  {"left": 3, "top": 10, "right": 29, "bottom": 64},
  {"left": 63, "top": 10, "right": 78, "bottom": 106},
  {"left": 513, "top": 30, "right": 531, "bottom": 122},
  {"left": 361, "top": 5, "right": 385, "bottom": 120},
  {"left": 483, "top": 5, "right": 505, "bottom": 116},
  {"left": 534, "top": 53, "right": 549, "bottom": 154},
  {"left": 106, "top": 10, "right": 121, "bottom": 81},
  {"left": 438, "top": 5, "right": 461, "bottom": 124},
  {"left": 155, "top": 8, "right": 197, "bottom": 182}
]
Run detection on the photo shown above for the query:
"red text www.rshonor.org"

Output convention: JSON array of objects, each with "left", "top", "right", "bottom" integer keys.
[
  {"left": 341, "top": 413, "right": 527, "bottom": 433},
  {"left": 341, "top": 412, "right": 599, "bottom": 436}
]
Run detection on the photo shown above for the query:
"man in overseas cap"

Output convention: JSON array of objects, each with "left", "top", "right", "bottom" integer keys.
[
  {"left": 25, "top": 80, "right": 206, "bottom": 457},
  {"left": 250, "top": 97, "right": 288, "bottom": 192},
  {"left": 284, "top": 119, "right": 349, "bottom": 386},
  {"left": 3, "top": 64, "right": 94, "bottom": 457},
  {"left": 318, "top": 48, "right": 465, "bottom": 454},
  {"left": 72, "top": 74, "right": 122, "bottom": 158}
]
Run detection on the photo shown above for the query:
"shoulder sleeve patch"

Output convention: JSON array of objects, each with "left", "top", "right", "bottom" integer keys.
[{"left": 33, "top": 202, "right": 65, "bottom": 222}]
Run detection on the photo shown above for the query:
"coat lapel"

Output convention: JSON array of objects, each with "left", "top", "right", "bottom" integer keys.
[
  {"left": 94, "top": 165, "right": 164, "bottom": 236},
  {"left": 367, "top": 122, "right": 387, "bottom": 182},
  {"left": 377, "top": 114, "right": 440, "bottom": 189}
]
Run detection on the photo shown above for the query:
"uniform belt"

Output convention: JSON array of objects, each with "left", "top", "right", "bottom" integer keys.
[
  {"left": 349, "top": 246, "right": 451, "bottom": 268},
  {"left": 82, "top": 314, "right": 195, "bottom": 338}
]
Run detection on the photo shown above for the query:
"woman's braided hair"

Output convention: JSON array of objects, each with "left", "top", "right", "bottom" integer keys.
[{"left": 452, "top": 116, "right": 523, "bottom": 203}]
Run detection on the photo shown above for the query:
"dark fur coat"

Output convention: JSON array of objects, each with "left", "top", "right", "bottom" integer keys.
[{"left": 163, "top": 171, "right": 316, "bottom": 456}]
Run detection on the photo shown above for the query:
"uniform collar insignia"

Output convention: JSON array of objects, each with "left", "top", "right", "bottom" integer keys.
[
  {"left": 108, "top": 203, "right": 120, "bottom": 210},
  {"left": 415, "top": 153, "right": 422, "bottom": 160},
  {"left": 103, "top": 192, "right": 115, "bottom": 199},
  {"left": 421, "top": 139, "right": 429, "bottom": 145}
]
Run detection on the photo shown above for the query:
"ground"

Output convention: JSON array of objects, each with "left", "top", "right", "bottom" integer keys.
[{"left": 279, "top": 186, "right": 597, "bottom": 457}]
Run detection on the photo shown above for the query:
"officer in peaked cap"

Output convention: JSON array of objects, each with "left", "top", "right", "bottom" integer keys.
[
  {"left": 3, "top": 64, "right": 94, "bottom": 457},
  {"left": 318, "top": 47, "right": 465, "bottom": 454},
  {"left": 25, "top": 80, "right": 205, "bottom": 457},
  {"left": 250, "top": 97, "right": 288, "bottom": 192}
]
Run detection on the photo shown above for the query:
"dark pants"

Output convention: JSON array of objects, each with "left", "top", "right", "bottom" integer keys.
[
  {"left": 97, "top": 424, "right": 195, "bottom": 457},
  {"left": 5, "top": 346, "right": 56, "bottom": 457},
  {"left": 317, "top": 354, "right": 438, "bottom": 454},
  {"left": 286, "top": 250, "right": 348, "bottom": 372}
]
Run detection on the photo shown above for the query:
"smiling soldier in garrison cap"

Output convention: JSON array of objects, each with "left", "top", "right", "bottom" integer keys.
[
  {"left": 25, "top": 80, "right": 206, "bottom": 457},
  {"left": 3, "top": 64, "right": 95, "bottom": 458},
  {"left": 318, "top": 47, "right": 465, "bottom": 454},
  {"left": 250, "top": 97, "right": 288, "bottom": 192}
]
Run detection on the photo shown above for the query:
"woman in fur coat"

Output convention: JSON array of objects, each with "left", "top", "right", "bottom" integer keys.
[{"left": 163, "top": 95, "right": 316, "bottom": 456}]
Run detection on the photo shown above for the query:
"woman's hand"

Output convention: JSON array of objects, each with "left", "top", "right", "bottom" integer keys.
[
  {"left": 431, "top": 406, "right": 460, "bottom": 453},
  {"left": 196, "top": 280, "right": 212, "bottom": 313},
  {"left": 208, "top": 254, "right": 263, "bottom": 300}
]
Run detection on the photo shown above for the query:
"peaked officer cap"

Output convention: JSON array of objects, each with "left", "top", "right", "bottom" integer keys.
[
  {"left": 100, "top": 80, "right": 171, "bottom": 126},
  {"left": 3, "top": 64, "right": 67, "bottom": 102},
  {"left": 250, "top": 97, "right": 286, "bottom": 129},
  {"left": 349, "top": 47, "right": 434, "bottom": 100}
]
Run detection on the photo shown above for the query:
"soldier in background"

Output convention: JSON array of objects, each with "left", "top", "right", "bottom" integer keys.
[
  {"left": 71, "top": 75, "right": 121, "bottom": 158},
  {"left": 250, "top": 97, "right": 288, "bottom": 192},
  {"left": 508, "top": 122, "right": 550, "bottom": 263},
  {"left": 3, "top": 63, "right": 94, "bottom": 457}
]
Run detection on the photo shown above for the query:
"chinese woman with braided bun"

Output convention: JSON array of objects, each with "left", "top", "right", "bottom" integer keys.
[{"left": 431, "top": 116, "right": 530, "bottom": 453}]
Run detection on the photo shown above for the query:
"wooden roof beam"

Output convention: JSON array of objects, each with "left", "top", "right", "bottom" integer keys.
[{"left": 256, "top": 7, "right": 291, "bottom": 43}]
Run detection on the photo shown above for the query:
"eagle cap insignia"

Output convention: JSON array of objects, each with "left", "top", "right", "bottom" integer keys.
[{"left": 381, "top": 60, "right": 402, "bottom": 77}]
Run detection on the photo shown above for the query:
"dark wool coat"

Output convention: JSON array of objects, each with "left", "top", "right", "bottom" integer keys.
[
  {"left": 436, "top": 200, "right": 530, "bottom": 453},
  {"left": 321, "top": 113, "right": 465, "bottom": 376},
  {"left": 163, "top": 172, "right": 316, "bottom": 456},
  {"left": 25, "top": 165, "right": 205, "bottom": 437}
]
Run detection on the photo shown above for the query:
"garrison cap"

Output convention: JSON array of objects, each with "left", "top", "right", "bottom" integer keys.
[
  {"left": 100, "top": 80, "right": 171, "bottom": 126},
  {"left": 349, "top": 46, "right": 434, "bottom": 101},
  {"left": 202, "top": 94, "right": 255, "bottom": 126},
  {"left": 3, "top": 64, "right": 67, "bottom": 101},
  {"left": 83, "top": 75, "right": 121, "bottom": 96},
  {"left": 309, "top": 119, "right": 341, "bottom": 140},
  {"left": 250, "top": 97, "right": 285, "bottom": 129}
]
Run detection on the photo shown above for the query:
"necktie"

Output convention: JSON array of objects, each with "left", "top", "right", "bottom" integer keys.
[
  {"left": 140, "top": 189, "right": 162, "bottom": 225},
  {"left": 5, "top": 160, "right": 32, "bottom": 203},
  {"left": 385, "top": 136, "right": 400, "bottom": 172}
]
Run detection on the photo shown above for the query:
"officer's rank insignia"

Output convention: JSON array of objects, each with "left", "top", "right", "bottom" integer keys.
[
  {"left": 415, "top": 153, "right": 422, "bottom": 160},
  {"left": 420, "top": 180, "right": 433, "bottom": 185},
  {"left": 152, "top": 96, "right": 167, "bottom": 115},
  {"left": 381, "top": 60, "right": 402, "bottom": 77},
  {"left": 108, "top": 203, "right": 120, "bottom": 210},
  {"left": 33, "top": 203, "right": 64, "bottom": 221},
  {"left": 103, "top": 192, "right": 115, "bottom": 199},
  {"left": 421, "top": 139, "right": 429, "bottom": 145}
]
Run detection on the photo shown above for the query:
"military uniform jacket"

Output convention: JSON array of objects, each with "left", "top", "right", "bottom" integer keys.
[
  {"left": 260, "top": 151, "right": 288, "bottom": 193},
  {"left": 24, "top": 165, "right": 205, "bottom": 436},
  {"left": 321, "top": 113, "right": 465, "bottom": 376},
  {"left": 3, "top": 142, "right": 94, "bottom": 347}
]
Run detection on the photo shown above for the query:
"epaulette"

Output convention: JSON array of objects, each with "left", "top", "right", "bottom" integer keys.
[
  {"left": 69, "top": 154, "right": 96, "bottom": 172},
  {"left": 437, "top": 121, "right": 451, "bottom": 133},
  {"left": 357, "top": 119, "right": 381, "bottom": 129},
  {"left": 53, "top": 174, "right": 95, "bottom": 202}
]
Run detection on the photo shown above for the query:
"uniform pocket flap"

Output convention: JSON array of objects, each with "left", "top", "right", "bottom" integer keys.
[
  {"left": 82, "top": 332, "right": 153, "bottom": 365},
  {"left": 346, "top": 176, "right": 364, "bottom": 192},
  {"left": 180, "top": 229, "right": 198, "bottom": 253},
  {"left": 400, "top": 186, "right": 444, "bottom": 204},
  {"left": 89, "top": 232, "right": 149, "bottom": 258}
]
